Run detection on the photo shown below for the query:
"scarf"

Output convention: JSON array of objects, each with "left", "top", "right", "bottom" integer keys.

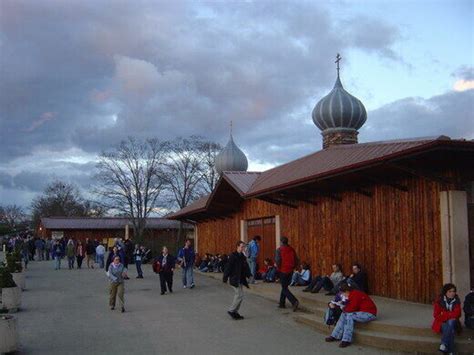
[{"left": 443, "top": 296, "right": 458, "bottom": 311}]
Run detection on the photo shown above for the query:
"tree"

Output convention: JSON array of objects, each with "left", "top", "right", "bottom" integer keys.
[
  {"left": 200, "top": 141, "right": 222, "bottom": 193},
  {"left": 163, "top": 136, "right": 221, "bottom": 246},
  {"left": 0, "top": 204, "right": 26, "bottom": 230},
  {"left": 31, "top": 181, "right": 89, "bottom": 228},
  {"left": 94, "top": 137, "right": 167, "bottom": 241}
]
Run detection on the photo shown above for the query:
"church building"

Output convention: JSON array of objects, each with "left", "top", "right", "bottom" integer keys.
[{"left": 169, "top": 59, "right": 474, "bottom": 304}]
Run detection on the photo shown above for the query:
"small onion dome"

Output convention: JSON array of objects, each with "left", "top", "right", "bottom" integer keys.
[
  {"left": 312, "top": 75, "right": 367, "bottom": 131},
  {"left": 215, "top": 134, "right": 248, "bottom": 175}
]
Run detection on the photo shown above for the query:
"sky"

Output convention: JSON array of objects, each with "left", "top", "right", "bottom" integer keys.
[{"left": 0, "top": 0, "right": 473, "bottom": 209}]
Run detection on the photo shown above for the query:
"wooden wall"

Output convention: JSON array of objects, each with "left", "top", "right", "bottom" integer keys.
[{"left": 196, "top": 175, "right": 444, "bottom": 304}]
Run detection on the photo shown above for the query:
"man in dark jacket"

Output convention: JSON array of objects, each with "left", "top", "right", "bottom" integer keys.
[
  {"left": 275, "top": 236, "right": 299, "bottom": 311},
  {"left": 223, "top": 241, "right": 251, "bottom": 320},
  {"left": 157, "top": 246, "right": 176, "bottom": 295},
  {"left": 347, "top": 264, "right": 368, "bottom": 293}
]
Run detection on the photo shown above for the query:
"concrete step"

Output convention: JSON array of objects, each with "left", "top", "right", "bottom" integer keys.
[{"left": 295, "top": 313, "right": 474, "bottom": 354}]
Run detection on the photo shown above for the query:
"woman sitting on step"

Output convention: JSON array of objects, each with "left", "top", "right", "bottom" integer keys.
[
  {"left": 290, "top": 262, "right": 311, "bottom": 286},
  {"left": 325, "top": 283, "right": 377, "bottom": 348},
  {"left": 303, "top": 263, "right": 344, "bottom": 294},
  {"left": 432, "top": 283, "right": 462, "bottom": 354}
]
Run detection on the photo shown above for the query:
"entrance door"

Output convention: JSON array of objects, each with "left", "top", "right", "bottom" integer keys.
[{"left": 247, "top": 217, "right": 276, "bottom": 272}]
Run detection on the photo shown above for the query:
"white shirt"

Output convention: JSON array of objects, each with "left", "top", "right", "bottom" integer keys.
[{"left": 96, "top": 245, "right": 105, "bottom": 256}]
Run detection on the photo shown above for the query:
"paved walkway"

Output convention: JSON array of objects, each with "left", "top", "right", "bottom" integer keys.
[{"left": 14, "top": 260, "right": 404, "bottom": 355}]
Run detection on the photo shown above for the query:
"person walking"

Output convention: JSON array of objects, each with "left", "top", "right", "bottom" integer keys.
[
  {"left": 157, "top": 246, "right": 176, "bottom": 295},
  {"left": 51, "top": 240, "right": 64, "bottom": 270},
  {"left": 124, "top": 237, "right": 134, "bottom": 270},
  {"left": 223, "top": 241, "right": 251, "bottom": 320},
  {"left": 177, "top": 239, "right": 196, "bottom": 289},
  {"left": 133, "top": 244, "right": 144, "bottom": 279},
  {"left": 85, "top": 238, "right": 95, "bottom": 269},
  {"left": 247, "top": 235, "right": 261, "bottom": 284},
  {"left": 76, "top": 240, "right": 85, "bottom": 269},
  {"left": 45, "top": 238, "right": 52, "bottom": 261},
  {"left": 275, "top": 236, "right": 299, "bottom": 311},
  {"left": 96, "top": 243, "right": 106, "bottom": 269},
  {"left": 66, "top": 239, "right": 75, "bottom": 269},
  {"left": 108, "top": 256, "right": 127, "bottom": 313}
]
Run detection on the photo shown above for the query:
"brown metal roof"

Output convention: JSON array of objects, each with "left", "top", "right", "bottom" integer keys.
[
  {"left": 169, "top": 136, "right": 474, "bottom": 219},
  {"left": 166, "top": 195, "right": 210, "bottom": 220},
  {"left": 223, "top": 172, "right": 261, "bottom": 195},
  {"left": 41, "top": 217, "right": 192, "bottom": 230},
  {"left": 246, "top": 136, "right": 454, "bottom": 197}
]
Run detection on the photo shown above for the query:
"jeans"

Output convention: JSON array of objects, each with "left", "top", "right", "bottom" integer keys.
[
  {"left": 97, "top": 254, "right": 105, "bottom": 269},
  {"left": 229, "top": 285, "right": 244, "bottom": 312},
  {"left": 45, "top": 249, "right": 50, "bottom": 261},
  {"left": 248, "top": 257, "right": 257, "bottom": 283},
  {"left": 331, "top": 312, "right": 376, "bottom": 342},
  {"left": 441, "top": 319, "right": 457, "bottom": 352},
  {"left": 67, "top": 256, "right": 75, "bottom": 269},
  {"left": 135, "top": 260, "right": 143, "bottom": 277},
  {"left": 291, "top": 272, "right": 310, "bottom": 286},
  {"left": 306, "top": 276, "right": 334, "bottom": 292},
  {"left": 54, "top": 256, "right": 61, "bottom": 270},
  {"left": 182, "top": 266, "right": 194, "bottom": 287},
  {"left": 279, "top": 272, "right": 298, "bottom": 306}
]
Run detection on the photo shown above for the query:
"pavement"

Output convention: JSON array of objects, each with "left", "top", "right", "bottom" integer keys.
[{"left": 13, "top": 259, "right": 406, "bottom": 355}]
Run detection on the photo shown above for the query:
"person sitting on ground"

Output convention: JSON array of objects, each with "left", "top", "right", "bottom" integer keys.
[
  {"left": 432, "top": 283, "right": 462, "bottom": 354},
  {"left": 303, "top": 263, "right": 344, "bottom": 294},
  {"left": 218, "top": 254, "right": 228, "bottom": 272},
  {"left": 345, "top": 263, "right": 368, "bottom": 294},
  {"left": 324, "top": 290, "right": 349, "bottom": 326},
  {"left": 260, "top": 258, "right": 276, "bottom": 283},
  {"left": 290, "top": 262, "right": 311, "bottom": 286},
  {"left": 198, "top": 254, "right": 210, "bottom": 272},
  {"left": 325, "top": 283, "right": 377, "bottom": 348},
  {"left": 464, "top": 288, "right": 474, "bottom": 330}
]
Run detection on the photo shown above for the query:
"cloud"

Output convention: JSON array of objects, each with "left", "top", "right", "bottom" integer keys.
[{"left": 25, "top": 111, "right": 57, "bottom": 132}]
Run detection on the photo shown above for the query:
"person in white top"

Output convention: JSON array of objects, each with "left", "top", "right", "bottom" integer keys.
[
  {"left": 96, "top": 243, "right": 106, "bottom": 269},
  {"left": 290, "top": 263, "right": 311, "bottom": 286}
]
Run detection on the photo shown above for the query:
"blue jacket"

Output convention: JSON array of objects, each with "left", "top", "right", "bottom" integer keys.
[
  {"left": 247, "top": 240, "right": 259, "bottom": 258},
  {"left": 177, "top": 247, "right": 195, "bottom": 267},
  {"left": 51, "top": 243, "right": 64, "bottom": 258}
]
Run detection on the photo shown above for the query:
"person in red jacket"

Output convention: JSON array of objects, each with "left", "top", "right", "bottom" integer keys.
[
  {"left": 325, "top": 283, "right": 377, "bottom": 348},
  {"left": 275, "top": 236, "right": 299, "bottom": 311},
  {"left": 432, "top": 283, "right": 462, "bottom": 354}
]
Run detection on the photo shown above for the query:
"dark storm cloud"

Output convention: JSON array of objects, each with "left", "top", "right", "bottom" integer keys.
[
  {"left": 6, "top": 0, "right": 469, "bottom": 206},
  {"left": 0, "top": 0, "right": 401, "bottom": 163}
]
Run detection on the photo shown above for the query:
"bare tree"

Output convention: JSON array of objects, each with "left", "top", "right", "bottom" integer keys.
[
  {"left": 0, "top": 204, "right": 26, "bottom": 230},
  {"left": 95, "top": 137, "right": 167, "bottom": 241},
  {"left": 200, "top": 141, "right": 222, "bottom": 193},
  {"left": 31, "top": 180, "right": 89, "bottom": 228}
]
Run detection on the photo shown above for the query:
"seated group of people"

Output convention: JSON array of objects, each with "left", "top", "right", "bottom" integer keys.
[{"left": 197, "top": 253, "right": 228, "bottom": 273}]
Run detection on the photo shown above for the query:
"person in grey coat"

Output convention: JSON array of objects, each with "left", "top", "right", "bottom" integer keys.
[{"left": 108, "top": 256, "right": 128, "bottom": 312}]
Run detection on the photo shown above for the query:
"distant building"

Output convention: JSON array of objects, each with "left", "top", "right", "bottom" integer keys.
[
  {"left": 39, "top": 217, "right": 194, "bottom": 251},
  {"left": 170, "top": 61, "right": 474, "bottom": 304}
]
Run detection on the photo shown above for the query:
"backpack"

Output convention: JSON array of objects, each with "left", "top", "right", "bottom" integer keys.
[
  {"left": 152, "top": 260, "right": 161, "bottom": 273},
  {"left": 324, "top": 306, "right": 342, "bottom": 326}
]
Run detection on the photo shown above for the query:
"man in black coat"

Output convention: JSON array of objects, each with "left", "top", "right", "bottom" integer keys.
[
  {"left": 223, "top": 241, "right": 251, "bottom": 320},
  {"left": 156, "top": 246, "right": 176, "bottom": 295}
]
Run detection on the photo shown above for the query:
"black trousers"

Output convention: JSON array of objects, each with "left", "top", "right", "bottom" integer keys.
[
  {"left": 159, "top": 271, "right": 173, "bottom": 293},
  {"left": 76, "top": 255, "right": 84, "bottom": 269},
  {"left": 279, "top": 272, "right": 298, "bottom": 306}
]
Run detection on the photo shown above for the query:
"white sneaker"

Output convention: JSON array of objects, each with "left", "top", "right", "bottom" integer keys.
[
  {"left": 183, "top": 285, "right": 187, "bottom": 289},
  {"left": 439, "top": 343, "right": 447, "bottom": 353}
]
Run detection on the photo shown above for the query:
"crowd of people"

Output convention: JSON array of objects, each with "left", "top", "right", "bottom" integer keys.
[{"left": 3, "top": 232, "right": 473, "bottom": 353}]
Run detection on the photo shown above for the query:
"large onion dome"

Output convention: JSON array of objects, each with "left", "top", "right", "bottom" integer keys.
[
  {"left": 312, "top": 74, "right": 367, "bottom": 131},
  {"left": 215, "top": 133, "right": 248, "bottom": 175}
]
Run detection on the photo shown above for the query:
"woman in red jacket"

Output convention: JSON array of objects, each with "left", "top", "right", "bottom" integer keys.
[
  {"left": 432, "top": 283, "right": 461, "bottom": 354},
  {"left": 325, "top": 283, "right": 377, "bottom": 348}
]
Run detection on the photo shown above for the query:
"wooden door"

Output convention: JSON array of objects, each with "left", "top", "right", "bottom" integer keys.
[{"left": 247, "top": 217, "right": 276, "bottom": 272}]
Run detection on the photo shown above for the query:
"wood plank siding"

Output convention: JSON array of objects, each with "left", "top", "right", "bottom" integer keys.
[{"left": 196, "top": 175, "right": 443, "bottom": 304}]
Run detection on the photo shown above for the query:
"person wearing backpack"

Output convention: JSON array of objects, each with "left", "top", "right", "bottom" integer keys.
[
  {"left": 464, "top": 289, "right": 474, "bottom": 330},
  {"left": 275, "top": 236, "right": 299, "bottom": 312}
]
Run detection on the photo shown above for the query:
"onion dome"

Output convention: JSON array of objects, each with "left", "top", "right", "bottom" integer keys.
[
  {"left": 312, "top": 62, "right": 367, "bottom": 132},
  {"left": 215, "top": 131, "right": 248, "bottom": 175}
]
